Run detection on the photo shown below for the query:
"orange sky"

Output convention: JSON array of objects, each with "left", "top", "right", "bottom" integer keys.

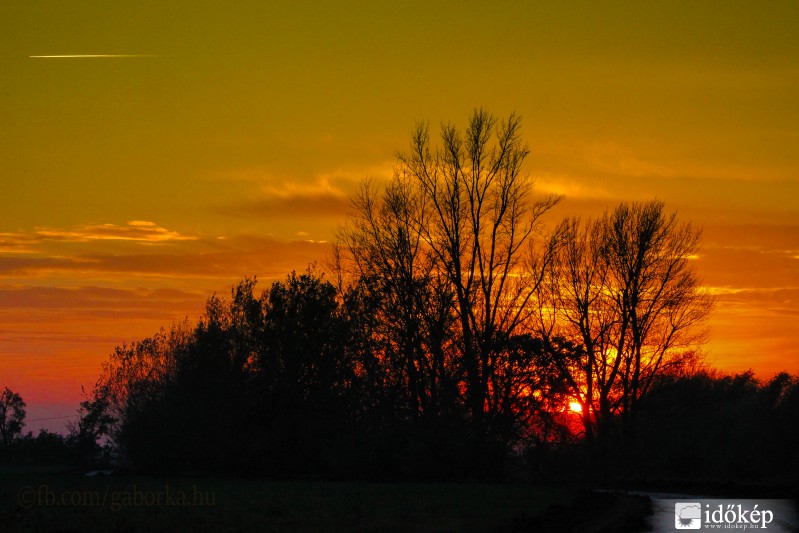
[{"left": 1, "top": 1, "right": 798, "bottom": 432}]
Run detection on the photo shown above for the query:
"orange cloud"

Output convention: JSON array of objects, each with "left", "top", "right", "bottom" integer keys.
[
  {"left": 32, "top": 221, "right": 198, "bottom": 243},
  {"left": 0, "top": 221, "right": 197, "bottom": 254},
  {"left": 215, "top": 177, "right": 353, "bottom": 220},
  {"left": 0, "top": 232, "right": 38, "bottom": 254},
  {"left": 0, "top": 237, "right": 332, "bottom": 280},
  {"left": 208, "top": 163, "right": 395, "bottom": 222}
]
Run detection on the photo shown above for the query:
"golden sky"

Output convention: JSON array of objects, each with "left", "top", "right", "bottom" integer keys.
[{"left": 2, "top": 1, "right": 798, "bottom": 431}]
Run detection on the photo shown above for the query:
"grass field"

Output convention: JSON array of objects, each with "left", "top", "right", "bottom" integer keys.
[{"left": 0, "top": 467, "right": 576, "bottom": 532}]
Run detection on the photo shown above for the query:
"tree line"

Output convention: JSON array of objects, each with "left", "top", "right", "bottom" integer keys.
[
  {"left": 53, "top": 110, "right": 715, "bottom": 479},
  {"left": 9, "top": 110, "right": 793, "bottom": 485},
  {"left": 4, "top": 367, "right": 797, "bottom": 486}
]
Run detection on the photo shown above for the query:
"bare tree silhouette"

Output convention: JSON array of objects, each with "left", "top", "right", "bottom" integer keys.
[
  {"left": 534, "top": 200, "right": 713, "bottom": 447},
  {"left": 338, "top": 110, "right": 564, "bottom": 472},
  {"left": 397, "top": 110, "right": 561, "bottom": 430}
]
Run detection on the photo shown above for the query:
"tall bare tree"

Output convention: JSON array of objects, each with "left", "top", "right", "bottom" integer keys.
[
  {"left": 398, "top": 109, "right": 560, "bottom": 426},
  {"left": 536, "top": 200, "right": 712, "bottom": 445},
  {"left": 339, "top": 109, "right": 561, "bottom": 438}
]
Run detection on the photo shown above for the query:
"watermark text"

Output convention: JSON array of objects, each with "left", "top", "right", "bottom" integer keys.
[{"left": 17, "top": 484, "right": 216, "bottom": 512}]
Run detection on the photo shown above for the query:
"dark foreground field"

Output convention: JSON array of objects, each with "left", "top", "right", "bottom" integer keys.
[{"left": 0, "top": 466, "right": 649, "bottom": 532}]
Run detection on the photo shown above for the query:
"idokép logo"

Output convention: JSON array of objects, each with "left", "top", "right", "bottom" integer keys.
[{"left": 675, "top": 502, "right": 702, "bottom": 529}]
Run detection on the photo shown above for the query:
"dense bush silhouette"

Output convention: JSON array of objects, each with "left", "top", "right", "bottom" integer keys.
[{"left": 108, "top": 271, "right": 349, "bottom": 475}]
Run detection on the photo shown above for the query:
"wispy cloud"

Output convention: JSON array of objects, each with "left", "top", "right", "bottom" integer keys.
[
  {"left": 263, "top": 176, "right": 348, "bottom": 199},
  {"left": 0, "top": 233, "right": 331, "bottom": 281},
  {"left": 216, "top": 177, "right": 353, "bottom": 219},
  {"left": 207, "top": 162, "right": 395, "bottom": 221},
  {"left": 33, "top": 221, "right": 197, "bottom": 244},
  {"left": 0, "top": 233, "right": 38, "bottom": 254},
  {"left": 1, "top": 221, "right": 196, "bottom": 252}
]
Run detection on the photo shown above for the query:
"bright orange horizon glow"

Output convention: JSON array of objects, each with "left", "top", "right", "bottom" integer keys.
[{"left": 569, "top": 402, "right": 583, "bottom": 414}]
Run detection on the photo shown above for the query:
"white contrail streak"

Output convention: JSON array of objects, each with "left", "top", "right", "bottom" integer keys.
[{"left": 29, "top": 54, "right": 157, "bottom": 58}]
